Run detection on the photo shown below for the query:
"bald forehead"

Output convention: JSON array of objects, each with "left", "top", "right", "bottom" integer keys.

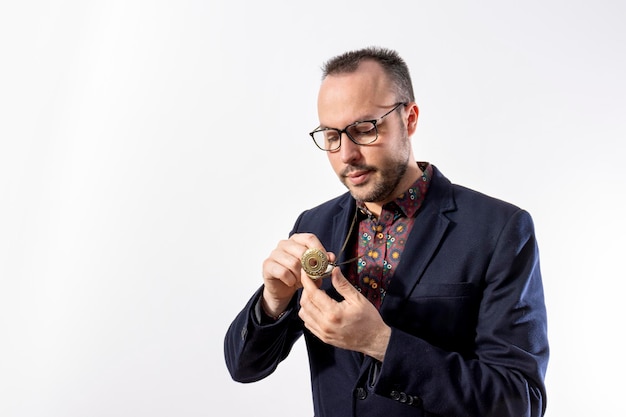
[
  {"left": 321, "top": 60, "right": 391, "bottom": 92},
  {"left": 318, "top": 61, "right": 395, "bottom": 112}
]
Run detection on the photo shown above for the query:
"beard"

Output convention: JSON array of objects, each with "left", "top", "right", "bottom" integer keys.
[{"left": 340, "top": 137, "right": 411, "bottom": 203}]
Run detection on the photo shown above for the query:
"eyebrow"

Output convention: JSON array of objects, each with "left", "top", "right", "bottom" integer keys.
[{"left": 318, "top": 113, "right": 378, "bottom": 130}]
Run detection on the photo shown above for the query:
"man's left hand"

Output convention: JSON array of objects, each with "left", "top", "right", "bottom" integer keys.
[{"left": 298, "top": 267, "right": 391, "bottom": 361}]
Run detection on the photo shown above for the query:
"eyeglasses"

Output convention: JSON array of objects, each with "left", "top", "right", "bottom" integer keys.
[{"left": 308, "top": 102, "right": 407, "bottom": 151}]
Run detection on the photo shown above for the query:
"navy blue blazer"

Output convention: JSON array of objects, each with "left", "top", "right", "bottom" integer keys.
[{"left": 224, "top": 165, "right": 549, "bottom": 417}]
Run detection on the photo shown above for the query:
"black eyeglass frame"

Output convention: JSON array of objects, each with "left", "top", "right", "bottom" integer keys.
[{"left": 308, "top": 102, "right": 408, "bottom": 151}]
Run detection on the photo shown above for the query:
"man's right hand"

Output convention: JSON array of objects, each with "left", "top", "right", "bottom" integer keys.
[{"left": 261, "top": 233, "right": 332, "bottom": 318}]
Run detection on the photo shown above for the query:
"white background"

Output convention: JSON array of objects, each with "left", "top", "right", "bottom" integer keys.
[{"left": 1, "top": 1, "right": 625, "bottom": 416}]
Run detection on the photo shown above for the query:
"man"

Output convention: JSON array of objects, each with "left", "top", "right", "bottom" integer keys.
[{"left": 224, "top": 47, "right": 549, "bottom": 417}]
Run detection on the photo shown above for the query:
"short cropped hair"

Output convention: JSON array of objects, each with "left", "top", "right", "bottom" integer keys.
[{"left": 321, "top": 46, "right": 415, "bottom": 103}]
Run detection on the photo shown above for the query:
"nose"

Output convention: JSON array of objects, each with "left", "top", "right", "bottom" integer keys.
[{"left": 337, "top": 133, "right": 362, "bottom": 164}]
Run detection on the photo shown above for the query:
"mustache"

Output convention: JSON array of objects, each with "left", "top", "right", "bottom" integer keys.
[{"left": 340, "top": 164, "right": 376, "bottom": 177}]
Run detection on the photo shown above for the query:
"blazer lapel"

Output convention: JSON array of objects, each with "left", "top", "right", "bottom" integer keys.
[
  {"left": 320, "top": 195, "right": 356, "bottom": 300},
  {"left": 380, "top": 166, "right": 456, "bottom": 316},
  {"left": 333, "top": 197, "right": 357, "bottom": 265}
]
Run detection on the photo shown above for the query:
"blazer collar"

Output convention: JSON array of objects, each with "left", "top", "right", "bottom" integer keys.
[
  {"left": 380, "top": 165, "right": 456, "bottom": 316},
  {"left": 333, "top": 196, "right": 358, "bottom": 266},
  {"left": 325, "top": 165, "right": 456, "bottom": 314}
]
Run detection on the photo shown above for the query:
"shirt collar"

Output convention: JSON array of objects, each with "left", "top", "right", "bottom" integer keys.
[{"left": 357, "top": 162, "right": 433, "bottom": 220}]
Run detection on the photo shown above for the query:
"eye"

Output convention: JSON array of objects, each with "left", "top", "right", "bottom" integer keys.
[
  {"left": 349, "top": 122, "right": 376, "bottom": 136},
  {"left": 324, "top": 130, "right": 340, "bottom": 142}
]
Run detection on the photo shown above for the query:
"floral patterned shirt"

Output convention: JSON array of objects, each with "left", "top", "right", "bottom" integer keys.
[{"left": 347, "top": 162, "right": 432, "bottom": 309}]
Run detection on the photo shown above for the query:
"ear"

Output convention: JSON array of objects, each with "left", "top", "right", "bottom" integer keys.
[{"left": 406, "top": 103, "right": 419, "bottom": 136}]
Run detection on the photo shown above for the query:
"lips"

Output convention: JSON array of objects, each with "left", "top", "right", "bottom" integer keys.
[{"left": 345, "top": 169, "right": 372, "bottom": 186}]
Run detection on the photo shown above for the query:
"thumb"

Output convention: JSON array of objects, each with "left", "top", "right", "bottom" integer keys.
[{"left": 330, "top": 267, "right": 360, "bottom": 300}]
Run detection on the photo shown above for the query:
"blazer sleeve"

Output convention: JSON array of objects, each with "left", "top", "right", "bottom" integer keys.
[
  {"left": 374, "top": 209, "right": 549, "bottom": 417},
  {"left": 224, "top": 209, "right": 315, "bottom": 383},
  {"left": 223, "top": 287, "right": 302, "bottom": 383}
]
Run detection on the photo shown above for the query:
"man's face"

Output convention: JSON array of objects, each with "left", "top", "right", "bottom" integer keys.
[{"left": 317, "top": 61, "right": 415, "bottom": 205}]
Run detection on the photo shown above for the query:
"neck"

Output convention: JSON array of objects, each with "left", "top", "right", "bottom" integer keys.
[{"left": 363, "top": 162, "right": 423, "bottom": 217}]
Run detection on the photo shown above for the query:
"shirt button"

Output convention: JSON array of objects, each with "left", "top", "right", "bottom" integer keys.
[{"left": 377, "top": 232, "right": 384, "bottom": 239}]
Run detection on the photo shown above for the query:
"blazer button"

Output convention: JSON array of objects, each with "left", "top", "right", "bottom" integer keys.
[
  {"left": 409, "top": 395, "right": 423, "bottom": 407},
  {"left": 355, "top": 387, "right": 367, "bottom": 400},
  {"left": 399, "top": 392, "right": 408, "bottom": 403},
  {"left": 390, "top": 390, "right": 400, "bottom": 401}
]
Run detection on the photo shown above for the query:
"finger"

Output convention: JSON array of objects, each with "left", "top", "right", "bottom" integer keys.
[
  {"left": 264, "top": 234, "right": 320, "bottom": 286},
  {"left": 302, "top": 265, "right": 338, "bottom": 307},
  {"left": 262, "top": 257, "right": 299, "bottom": 287},
  {"left": 290, "top": 233, "right": 326, "bottom": 253},
  {"left": 263, "top": 241, "right": 305, "bottom": 285},
  {"left": 300, "top": 267, "right": 322, "bottom": 292},
  {"left": 330, "top": 267, "right": 361, "bottom": 301},
  {"left": 298, "top": 284, "right": 324, "bottom": 326}
]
